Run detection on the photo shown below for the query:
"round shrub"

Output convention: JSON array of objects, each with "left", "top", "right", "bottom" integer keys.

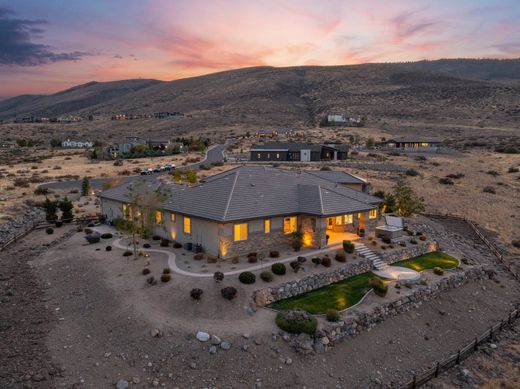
[
  {"left": 85, "top": 233, "right": 100, "bottom": 244},
  {"left": 433, "top": 267, "right": 444, "bottom": 276},
  {"left": 221, "top": 286, "right": 237, "bottom": 300},
  {"left": 190, "top": 288, "right": 203, "bottom": 300},
  {"left": 382, "top": 237, "right": 391, "bottom": 244},
  {"left": 321, "top": 256, "right": 332, "bottom": 267},
  {"left": 173, "top": 242, "right": 182, "bottom": 248},
  {"left": 369, "top": 277, "right": 388, "bottom": 297},
  {"left": 100, "top": 233, "right": 113, "bottom": 239},
  {"left": 213, "top": 271, "right": 224, "bottom": 283},
  {"left": 160, "top": 274, "right": 171, "bottom": 283},
  {"left": 45, "top": 227, "right": 54, "bottom": 235},
  {"left": 239, "top": 271, "right": 256, "bottom": 284},
  {"left": 142, "top": 268, "right": 151, "bottom": 275},
  {"left": 326, "top": 309, "right": 340, "bottom": 322},
  {"left": 163, "top": 268, "right": 171, "bottom": 274},
  {"left": 260, "top": 271, "right": 274, "bottom": 282},
  {"left": 193, "top": 253, "right": 204, "bottom": 260},
  {"left": 123, "top": 251, "right": 133, "bottom": 257},
  {"left": 248, "top": 255, "right": 258, "bottom": 263},
  {"left": 55, "top": 221, "right": 63, "bottom": 228},
  {"left": 342, "top": 240, "right": 355, "bottom": 253},
  {"left": 143, "top": 243, "right": 151, "bottom": 248},
  {"left": 105, "top": 246, "right": 112, "bottom": 251},
  {"left": 311, "top": 257, "right": 322, "bottom": 266},
  {"left": 335, "top": 252, "right": 346, "bottom": 263},
  {"left": 269, "top": 250, "right": 280, "bottom": 258},
  {"left": 160, "top": 239, "right": 169, "bottom": 247},
  {"left": 271, "top": 263, "right": 286, "bottom": 275},
  {"left": 152, "top": 235, "right": 161, "bottom": 241},
  {"left": 275, "top": 309, "right": 317, "bottom": 335}
]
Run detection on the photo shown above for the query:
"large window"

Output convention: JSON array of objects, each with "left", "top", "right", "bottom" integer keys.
[
  {"left": 122, "top": 204, "right": 131, "bottom": 220},
  {"left": 335, "top": 216, "right": 342, "bottom": 225},
  {"left": 171, "top": 213, "right": 176, "bottom": 222},
  {"left": 264, "top": 219, "right": 271, "bottom": 234},
  {"left": 183, "top": 217, "right": 191, "bottom": 234},
  {"left": 234, "top": 223, "right": 248, "bottom": 241},
  {"left": 344, "top": 214, "right": 353, "bottom": 224},
  {"left": 155, "top": 210, "right": 162, "bottom": 225},
  {"left": 369, "top": 209, "right": 377, "bottom": 219},
  {"left": 283, "top": 216, "right": 297, "bottom": 234}
]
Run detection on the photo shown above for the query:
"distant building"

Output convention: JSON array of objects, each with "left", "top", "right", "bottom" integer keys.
[
  {"left": 382, "top": 137, "right": 442, "bottom": 152},
  {"left": 326, "top": 113, "right": 365, "bottom": 127},
  {"left": 15, "top": 115, "right": 35, "bottom": 123},
  {"left": 250, "top": 142, "right": 348, "bottom": 162},
  {"left": 257, "top": 128, "right": 294, "bottom": 138},
  {"left": 0, "top": 141, "right": 17, "bottom": 149},
  {"left": 327, "top": 113, "right": 347, "bottom": 124},
  {"left": 61, "top": 139, "right": 94, "bottom": 148}
]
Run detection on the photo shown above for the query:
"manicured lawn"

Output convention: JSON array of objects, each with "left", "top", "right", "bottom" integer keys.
[
  {"left": 393, "top": 251, "right": 459, "bottom": 271},
  {"left": 269, "top": 272, "right": 377, "bottom": 314}
]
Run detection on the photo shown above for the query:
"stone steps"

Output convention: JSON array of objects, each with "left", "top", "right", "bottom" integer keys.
[{"left": 354, "top": 243, "right": 388, "bottom": 270}]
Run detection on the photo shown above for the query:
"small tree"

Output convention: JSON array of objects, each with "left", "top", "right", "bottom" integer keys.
[
  {"left": 58, "top": 197, "right": 74, "bottom": 221},
  {"left": 50, "top": 138, "right": 61, "bottom": 148},
  {"left": 393, "top": 181, "right": 424, "bottom": 217},
  {"left": 366, "top": 137, "right": 375, "bottom": 149},
  {"left": 81, "top": 176, "right": 91, "bottom": 196},
  {"left": 42, "top": 197, "right": 58, "bottom": 222}
]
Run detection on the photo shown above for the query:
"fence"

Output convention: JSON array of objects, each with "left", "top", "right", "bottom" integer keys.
[{"left": 404, "top": 308, "right": 520, "bottom": 388}]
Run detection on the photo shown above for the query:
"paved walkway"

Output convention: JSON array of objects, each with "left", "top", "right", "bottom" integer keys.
[{"left": 112, "top": 237, "right": 345, "bottom": 278}]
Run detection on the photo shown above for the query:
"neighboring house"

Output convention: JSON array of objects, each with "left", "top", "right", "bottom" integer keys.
[
  {"left": 105, "top": 136, "right": 147, "bottom": 157},
  {"left": 0, "top": 141, "right": 17, "bottom": 149},
  {"left": 250, "top": 142, "right": 348, "bottom": 162},
  {"left": 327, "top": 113, "right": 347, "bottom": 124},
  {"left": 14, "top": 115, "right": 35, "bottom": 123},
  {"left": 383, "top": 137, "right": 442, "bottom": 152},
  {"left": 257, "top": 128, "right": 294, "bottom": 138},
  {"left": 326, "top": 113, "right": 365, "bottom": 127},
  {"left": 306, "top": 170, "right": 370, "bottom": 193},
  {"left": 98, "top": 166, "right": 382, "bottom": 258},
  {"left": 61, "top": 139, "right": 94, "bottom": 148}
]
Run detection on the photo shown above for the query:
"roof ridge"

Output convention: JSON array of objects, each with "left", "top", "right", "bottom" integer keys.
[
  {"left": 222, "top": 170, "right": 240, "bottom": 220},
  {"left": 318, "top": 185, "right": 324, "bottom": 214},
  {"left": 320, "top": 184, "right": 369, "bottom": 205}
]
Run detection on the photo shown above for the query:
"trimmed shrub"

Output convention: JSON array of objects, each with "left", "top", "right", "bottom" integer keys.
[
  {"left": 322, "top": 256, "right": 332, "bottom": 267},
  {"left": 163, "top": 268, "right": 171, "bottom": 274},
  {"left": 275, "top": 309, "right": 317, "bottom": 335},
  {"left": 410, "top": 239, "right": 418, "bottom": 245},
  {"left": 45, "top": 227, "right": 54, "bottom": 235},
  {"left": 290, "top": 261, "right": 301, "bottom": 273},
  {"left": 213, "top": 271, "right": 224, "bottom": 283},
  {"left": 160, "top": 274, "right": 171, "bottom": 283},
  {"left": 433, "top": 267, "right": 444, "bottom": 275},
  {"left": 193, "top": 253, "right": 204, "bottom": 260},
  {"left": 190, "top": 288, "right": 203, "bottom": 300},
  {"left": 143, "top": 243, "right": 151, "bottom": 248},
  {"left": 152, "top": 235, "right": 161, "bottom": 240},
  {"left": 372, "top": 240, "right": 377, "bottom": 246},
  {"left": 343, "top": 240, "right": 355, "bottom": 253},
  {"left": 335, "top": 252, "right": 346, "bottom": 262},
  {"left": 160, "top": 239, "right": 169, "bottom": 247},
  {"left": 382, "top": 237, "right": 391, "bottom": 244},
  {"left": 142, "top": 268, "right": 151, "bottom": 275},
  {"left": 326, "top": 309, "right": 340, "bottom": 322},
  {"left": 271, "top": 263, "right": 286, "bottom": 275},
  {"left": 311, "top": 257, "right": 322, "bottom": 266},
  {"left": 173, "top": 242, "right": 182, "bottom": 248},
  {"left": 239, "top": 271, "right": 256, "bottom": 284},
  {"left": 248, "top": 255, "right": 258, "bottom": 263},
  {"left": 105, "top": 246, "right": 112, "bottom": 251},
  {"left": 207, "top": 255, "right": 217, "bottom": 263},
  {"left": 221, "top": 286, "right": 237, "bottom": 300},
  {"left": 260, "top": 271, "right": 274, "bottom": 282},
  {"left": 369, "top": 278, "right": 388, "bottom": 297},
  {"left": 55, "top": 221, "right": 63, "bottom": 228},
  {"left": 269, "top": 250, "right": 280, "bottom": 258},
  {"left": 100, "top": 233, "right": 113, "bottom": 239},
  {"left": 123, "top": 251, "right": 133, "bottom": 257},
  {"left": 85, "top": 233, "right": 100, "bottom": 244}
]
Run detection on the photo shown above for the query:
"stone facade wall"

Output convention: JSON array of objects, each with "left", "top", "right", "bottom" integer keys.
[
  {"left": 289, "top": 266, "right": 494, "bottom": 354},
  {"left": 253, "top": 259, "right": 373, "bottom": 307},
  {"left": 220, "top": 228, "right": 291, "bottom": 258},
  {"left": 379, "top": 241, "right": 438, "bottom": 265}
]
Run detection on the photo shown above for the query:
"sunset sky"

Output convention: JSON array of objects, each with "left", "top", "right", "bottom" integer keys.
[{"left": 1, "top": 0, "right": 519, "bottom": 98}]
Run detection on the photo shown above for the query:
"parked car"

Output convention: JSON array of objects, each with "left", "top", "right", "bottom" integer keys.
[
  {"left": 153, "top": 165, "right": 162, "bottom": 173},
  {"left": 140, "top": 168, "right": 153, "bottom": 175},
  {"left": 164, "top": 164, "right": 175, "bottom": 171}
]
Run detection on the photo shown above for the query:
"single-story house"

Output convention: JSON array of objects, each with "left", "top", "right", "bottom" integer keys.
[
  {"left": 62, "top": 139, "right": 94, "bottom": 148},
  {"left": 0, "top": 141, "right": 17, "bottom": 149},
  {"left": 250, "top": 142, "right": 348, "bottom": 162},
  {"left": 383, "top": 137, "right": 442, "bottom": 152},
  {"left": 257, "top": 128, "right": 294, "bottom": 138},
  {"left": 98, "top": 166, "right": 382, "bottom": 258}
]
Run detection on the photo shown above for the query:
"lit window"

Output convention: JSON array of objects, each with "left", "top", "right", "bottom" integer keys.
[
  {"left": 171, "top": 213, "right": 176, "bottom": 222},
  {"left": 234, "top": 223, "right": 248, "bottom": 241},
  {"left": 264, "top": 219, "right": 271, "bottom": 234},
  {"left": 257, "top": 153, "right": 260, "bottom": 158},
  {"left": 155, "top": 210, "right": 162, "bottom": 225},
  {"left": 283, "top": 216, "right": 297, "bottom": 234},
  {"left": 184, "top": 217, "right": 191, "bottom": 234},
  {"left": 122, "top": 204, "right": 130, "bottom": 220},
  {"left": 276, "top": 153, "right": 280, "bottom": 159},
  {"left": 335, "top": 216, "right": 342, "bottom": 225},
  {"left": 344, "top": 214, "right": 353, "bottom": 224},
  {"left": 267, "top": 153, "right": 270, "bottom": 158},
  {"left": 369, "top": 209, "right": 377, "bottom": 219}
]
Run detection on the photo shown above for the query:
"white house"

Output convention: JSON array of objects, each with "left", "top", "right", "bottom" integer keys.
[
  {"left": 327, "top": 113, "right": 347, "bottom": 124},
  {"left": 61, "top": 139, "right": 94, "bottom": 148}
]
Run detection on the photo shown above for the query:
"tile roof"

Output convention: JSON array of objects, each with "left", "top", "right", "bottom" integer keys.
[
  {"left": 305, "top": 170, "right": 366, "bottom": 185},
  {"left": 99, "top": 166, "right": 381, "bottom": 222}
]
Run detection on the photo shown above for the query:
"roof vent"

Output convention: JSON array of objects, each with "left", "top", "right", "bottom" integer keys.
[{"left": 250, "top": 183, "right": 255, "bottom": 187}]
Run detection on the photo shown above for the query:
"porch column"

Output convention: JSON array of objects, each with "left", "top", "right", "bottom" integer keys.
[{"left": 316, "top": 217, "right": 327, "bottom": 248}]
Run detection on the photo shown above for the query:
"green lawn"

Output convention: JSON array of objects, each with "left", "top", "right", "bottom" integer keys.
[
  {"left": 269, "top": 272, "right": 377, "bottom": 314},
  {"left": 393, "top": 251, "right": 459, "bottom": 271}
]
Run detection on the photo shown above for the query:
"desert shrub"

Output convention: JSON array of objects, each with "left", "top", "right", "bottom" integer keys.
[
  {"left": 123, "top": 251, "right": 133, "bottom": 257},
  {"left": 433, "top": 267, "right": 444, "bottom": 276},
  {"left": 269, "top": 250, "right": 280, "bottom": 258},
  {"left": 13, "top": 178, "right": 30, "bottom": 188},
  {"left": 322, "top": 256, "right": 332, "bottom": 267},
  {"left": 311, "top": 257, "right": 322, "bottom": 266},
  {"left": 512, "top": 240, "right": 520, "bottom": 249},
  {"left": 160, "top": 239, "right": 169, "bottom": 247},
  {"left": 372, "top": 240, "right": 377, "bottom": 246},
  {"left": 399, "top": 242, "right": 406, "bottom": 247},
  {"left": 326, "top": 309, "right": 340, "bottom": 322},
  {"left": 173, "top": 242, "right": 182, "bottom": 248},
  {"left": 446, "top": 173, "right": 465, "bottom": 179},
  {"left": 100, "top": 233, "right": 113, "bottom": 239},
  {"left": 213, "top": 271, "right": 224, "bottom": 283},
  {"left": 508, "top": 167, "right": 519, "bottom": 173},
  {"left": 105, "top": 246, "right": 112, "bottom": 251},
  {"left": 146, "top": 276, "right": 157, "bottom": 285},
  {"left": 190, "top": 288, "right": 203, "bottom": 300},
  {"left": 152, "top": 235, "right": 161, "bottom": 241},
  {"left": 55, "top": 221, "right": 63, "bottom": 228},
  {"left": 239, "top": 271, "right": 256, "bottom": 284},
  {"left": 143, "top": 243, "right": 151, "bottom": 248},
  {"left": 163, "top": 268, "right": 171, "bottom": 274},
  {"left": 221, "top": 286, "right": 237, "bottom": 300},
  {"left": 85, "top": 233, "right": 100, "bottom": 244},
  {"left": 34, "top": 187, "right": 49, "bottom": 195},
  {"left": 343, "top": 240, "right": 355, "bottom": 253},
  {"left": 45, "top": 227, "right": 54, "bottom": 235},
  {"left": 275, "top": 309, "right": 317, "bottom": 335},
  {"left": 113, "top": 159, "right": 124, "bottom": 166},
  {"left": 260, "top": 271, "right": 274, "bottom": 282},
  {"left": 335, "top": 252, "right": 346, "bottom": 262},
  {"left": 142, "top": 268, "right": 151, "bottom": 275},
  {"left": 369, "top": 277, "right": 388, "bottom": 297},
  {"left": 271, "top": 263, "right": 286, "bottom": 275},
  {"left": 439, "top": 177, "right": 454, "bottom": 185},
  {"left": 410, "top": 239, "right": 418, "bottom": 245},
  {"left": 483, "top": 186, "right": 496, "bottom": 194},
  {"left": 193, "top": 253, "right": 204, "bottom": 260},
  {"left": 405, "top": 168, "right": 419, "bottom": 177},
  {"left": 382, "top": 237, "right": 391, "bottom": 244},
  {"left": 207, "top": 255, "right": 217, "bottom": 263},
  {"left": 486, "top": 170, "right": 500, "bottom": 177},
  {"left": 419, "top": 235, "right": 427, "bottom": 241},
  {"left": 381, "top": 245, "right": 387, "bottom": 250},
  {"left": 160, "top": 274, "right": 171, "bottom": 283},
  {"left": 320, "top": 166, "right": 331, "bottom": 171}
]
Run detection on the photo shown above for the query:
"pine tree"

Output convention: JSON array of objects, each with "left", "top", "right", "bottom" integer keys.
[
  {"left": 81, "top": 176, "right": 91, "bottom": 196},
  {"left": 42, "top": 197, "right": 58, "bottom": 222},
  {"left": 58, "top": 197, "right": 74, "bottom": 221}
]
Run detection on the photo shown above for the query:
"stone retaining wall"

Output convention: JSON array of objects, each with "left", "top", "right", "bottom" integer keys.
[
  {"left": 289, "top": 266, "right": 494, "bottom": 354},
  {"left": 0, "top": 208, "right": 44, "bottom": 248},
  {"left": 379, "top": 241, "right": 438, "bottom": 265},
  {"left": 253, "top": 258, "right": 373, "bottom": 307}
]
